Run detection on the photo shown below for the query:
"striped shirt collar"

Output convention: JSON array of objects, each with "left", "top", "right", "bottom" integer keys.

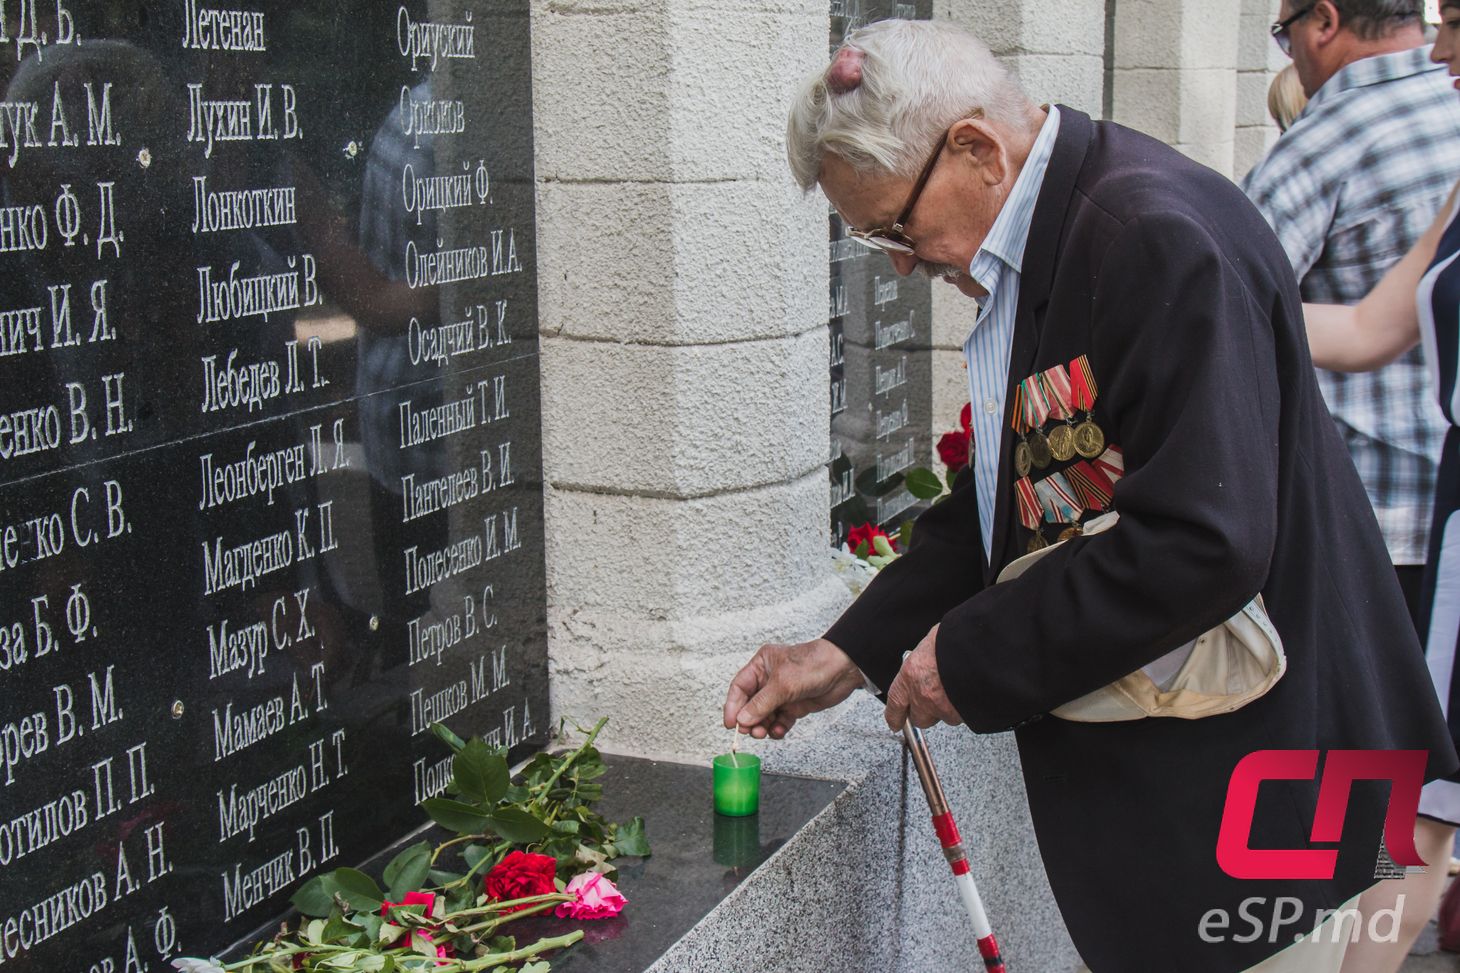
[
  {"left": 1302, "top": 45, "right": 1442, "bottom": 119},
  {"left": 967, "top": 105, "right": 1061, "bottom": 296}
]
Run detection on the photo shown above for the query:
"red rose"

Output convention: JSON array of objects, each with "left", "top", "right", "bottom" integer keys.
[
  {"left": 484, "top": 851, "right": 558, "bottom": 912},
  {"left": 958, "top": 402, "right": 972, "bottom": 432},
  {"left": 379, "top": 891, "right": 454, "bottom": 960},
  {"left": 847, "top": 522, "right": 896, "bottom": 554},
  {"left": 937, "top": 428, "right": 971, "bottom": 472}
]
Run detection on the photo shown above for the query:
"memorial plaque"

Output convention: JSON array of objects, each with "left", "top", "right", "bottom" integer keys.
[
  {"left": 0, "top": 1, "right": 547, "bottom": 967},
  {"left": 828, "top": 0, "right": 934, "bottom": 546}
]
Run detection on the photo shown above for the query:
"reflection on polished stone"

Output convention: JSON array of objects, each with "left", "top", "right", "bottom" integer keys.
[{"left": 509, "top": 754, "right": 845, "bottom": 973}]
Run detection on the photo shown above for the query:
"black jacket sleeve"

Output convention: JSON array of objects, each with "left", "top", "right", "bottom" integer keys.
[
  {"left": 935, "top": 211, "right": 1281, "bottom": 731},
  {"left": 823, "top": 465, "right": 987, "bottom": 693}
]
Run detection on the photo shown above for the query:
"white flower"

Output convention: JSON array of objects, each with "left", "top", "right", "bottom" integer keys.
[
  {"left": 172, "top": 959, "right": 226, "bottom": 973},
  {"left": 830, "top": 547, "right": 879, "bottom": 596}
]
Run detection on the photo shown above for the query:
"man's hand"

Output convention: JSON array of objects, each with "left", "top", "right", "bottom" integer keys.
[
  {"left": 884, "top": 625, "right": 963, "bottom": 731},
  {"left": 723, "top": 638, "right": 865, "bottom": 740}
]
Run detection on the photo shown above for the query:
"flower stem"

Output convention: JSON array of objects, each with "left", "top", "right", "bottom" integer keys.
[
  {"left": 531, "top": 718, "right": 607, "bottom": 810},
  {"left": 464, "top": 930, "right": 584, "bottom": 969},
  {"left": 430, "top": 833, "right": 484, "bottom": 866},
  {"left": 455, "top": 896, "right": 567, "bottom": 935}
]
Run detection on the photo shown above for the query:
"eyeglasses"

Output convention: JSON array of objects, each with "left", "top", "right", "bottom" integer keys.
[
  {"left": 1270, "top": 3, "right": 1315, "bottom": 57},
  {"left": 845, "top": 129, "right": 950, "bottom": 255}
]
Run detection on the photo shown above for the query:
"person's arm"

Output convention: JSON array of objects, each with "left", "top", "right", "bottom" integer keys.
[{"left": 1304, "top": 184, "right": 1457, "bottom": 372}]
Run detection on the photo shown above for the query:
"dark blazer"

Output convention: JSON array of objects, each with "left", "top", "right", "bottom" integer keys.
[{"left": 826, "top": 108, "right": 1460, "bottom": 972}]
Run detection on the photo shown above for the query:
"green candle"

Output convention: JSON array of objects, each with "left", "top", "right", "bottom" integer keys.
[{"left": 712, "top": 752, "right": 761, "bottom": 817}]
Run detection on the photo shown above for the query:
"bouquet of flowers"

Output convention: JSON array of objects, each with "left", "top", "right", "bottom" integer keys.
[{"left": 173, "top": 718, "right": 647, "bottom": 973}]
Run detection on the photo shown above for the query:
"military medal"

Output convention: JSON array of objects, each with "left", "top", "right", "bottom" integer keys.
[
  {"left": 1073, "top": 421, "right": 1105, "bottom": 459},
  {"left": 1034, "top": 472, "right": 1083, "bottom": 529},
  {"left": 1093, "top": 445, "right": 1124, "bottom": 484},
  {"left": 1019, "top": 376, "right": 1053, "bottom": 470},
  {"left": 1015, "top": 476, "right": 1045, "bottom": 551},
  {"left": 1014, "top": 440, "right": 1032, "bottom": 479},
  {"left": 1065, "top": 459, "right": 1115, "bottom": 513},
  {"left": 1040, "top": 365, "right": 1078, "bottom": 463},
  {"left": 1027, "top": 429, "right": 1053, "bottom": 469},
  {"left": 1069, "top": 355, "right": 1105, "bottom": 459}
]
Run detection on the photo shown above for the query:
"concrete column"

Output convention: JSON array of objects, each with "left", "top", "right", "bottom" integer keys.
[
  {"left": 1111, "top": 0, "right": 1243, "bottom": 176},
  {"left": 1235, "top": 0, "right": 1283, "bottom": 179},
  {"left": 531, "top": 0, "right": 852, "bottom": 758}
]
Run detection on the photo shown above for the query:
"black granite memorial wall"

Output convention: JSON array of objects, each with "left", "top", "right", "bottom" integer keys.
[
  {"left": 827, "top": 0, "right": 935, "bottom": 547},
  {"left": 0, "top": 1, "right": 547, "bottom": 967}
]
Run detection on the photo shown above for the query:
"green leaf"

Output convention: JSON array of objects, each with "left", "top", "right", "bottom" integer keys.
[
  {"left": 872, "top": 534, "right": 896, "bottom": 559},
  {"left": 428, "top": 869, "right": 464, "bottom": 887},
  {"left": 899, "top": 520, "right": 915, "bottom": 550},
  {"left": 486, "top": 807, "right": 550, "bottom": 843},
  {"left": 422, "top": 798, "right": 492, "bottom": 835},
  {"left": 521, "top": 963, "right": 551, "bottom": 973},
  {"left": 430, "top": 722, "right": 467, "bottom": 753},
  {"left": 463, "top": 844, "right": 495, "bottom": 871},
  {"left": 356, "top": 913, "right": 384, "bottom": 943},
  {"left": 320, "top": 910, "right": 361, "bottom": 944},
  {"left": 904, "top": 466, "right": 944, "bottom": 500},
  {"left": 332, "top": 867, "right": 385, "bottom": 911},
  {"left": 613, "top": 817, "right": 652, "bottom": 857},
  {"left": 551, "top": 819, "right": 580, "bottom": 835},
  {"left": 291, "top": 874, "right": 341, "bottom": 917},
  {"left": 853, "top": 540, "right": 870, "bottom": 558},
  {"left": 454, "top": 740, "right": 510, "bottom": 805},
  {"left": 383, "top": 841, "right": 432, "bottom": 900}
]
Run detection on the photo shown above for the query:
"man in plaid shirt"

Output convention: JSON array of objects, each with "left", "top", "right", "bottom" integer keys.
[{"left": 1243, "top": 0, "right": 1460, "bottom": 623}]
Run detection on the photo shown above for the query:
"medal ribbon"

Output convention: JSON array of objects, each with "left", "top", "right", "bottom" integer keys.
[
  {"left": 1069, "top": 355, "right": 1098, "bottom": 412},
  {"left": 1041, "top": 364, "right": 1074, "bottom": 421},
  {"left": 1014, "top": 477, "right": 1042, "bottom": 530},
  {"left": 1065, "top": 460, "right": 1113, "bottom": 511},
  {"left": 1093, "top": 445, "right": 1125, "bottom": 483},
  {"left": 1033, "top": 472, "right": 1083, "bottom": 524},
  {"left": 1019, "top": 376, "right": 1050, "bottom": 432}
]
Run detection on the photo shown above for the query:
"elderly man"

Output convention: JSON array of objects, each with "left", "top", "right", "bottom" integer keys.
[{"left": 723, "top": 20, "right": 1458, "bottom": 973}]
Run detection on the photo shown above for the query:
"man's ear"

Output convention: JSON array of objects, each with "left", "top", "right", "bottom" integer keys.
[
  {"left": 1311, "top": 0, "right": 1343, "bottom": 45},
  {"left": 948, "top": 118, "right": 1008, "bottom": 187}
]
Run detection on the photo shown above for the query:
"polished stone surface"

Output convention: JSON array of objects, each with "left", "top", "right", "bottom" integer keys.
[
  {"left": 507, "top": 755, "right": 846, "bottom": 972},
  {"left": 0, "top": 2, "right": 547, "bottom": 967},
  {"left": 827, "top": 0, "right": 936, "bottom": 547}
]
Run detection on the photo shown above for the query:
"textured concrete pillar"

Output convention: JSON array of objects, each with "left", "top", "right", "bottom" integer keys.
[
  {"left": 531, "top": 0, "right": 852, "bottom": 758},
  {"left": 1235, "top": 0, "right": 1283, "bottom": 179},
  {"left": 1112, "top": 0, "right": 1243, "bottom": 176}
]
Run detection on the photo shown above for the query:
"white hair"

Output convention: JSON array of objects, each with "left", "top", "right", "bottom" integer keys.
[{"left": 786, "top": 20, "right": 1033, "bottom": 191}]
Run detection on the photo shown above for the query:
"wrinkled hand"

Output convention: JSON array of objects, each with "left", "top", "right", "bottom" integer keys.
[
  {"left": 723, "top": 638, "right": 865, "bottom": 740},
  {"left": 884, "top": 625, "right": 963, "bottom": 731}
]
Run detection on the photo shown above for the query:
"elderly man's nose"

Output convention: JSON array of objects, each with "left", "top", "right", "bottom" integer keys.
[{"left": 889, "top": 252, "right": 919, "bottom": 276}]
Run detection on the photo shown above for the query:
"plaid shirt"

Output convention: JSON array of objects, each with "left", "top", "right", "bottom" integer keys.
[{"left": 1242, "top": 45, "right": 1460, "bottom": 565}]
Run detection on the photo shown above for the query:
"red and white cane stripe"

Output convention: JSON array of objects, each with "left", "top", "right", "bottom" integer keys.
[{"left": 904, "top": 726, "right": 1007, "bottom": 972}]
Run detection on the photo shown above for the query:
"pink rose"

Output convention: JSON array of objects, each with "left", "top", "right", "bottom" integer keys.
[{"left": 554, "top": 872, "right": 627, "bottom": 920}]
